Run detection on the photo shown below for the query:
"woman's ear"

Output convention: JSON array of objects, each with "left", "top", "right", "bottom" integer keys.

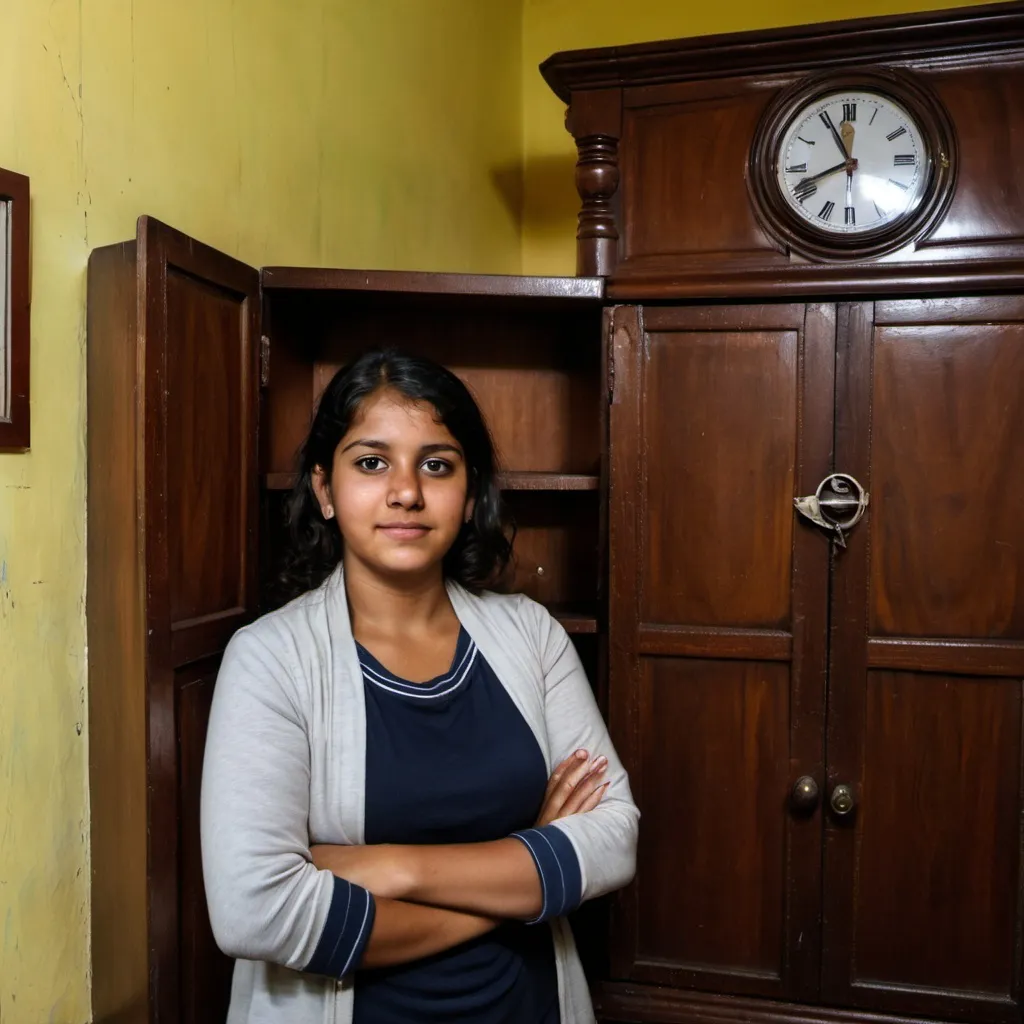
[
  {"left": 463, "top": 495, "right": 476, "bottom": 524},
  {"left": 311, "top": 465, "right": 335, "bottom": 520}
]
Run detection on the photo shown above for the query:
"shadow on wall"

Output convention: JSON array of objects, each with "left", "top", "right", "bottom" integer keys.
[
  {"left": 490, "top": 152, "right": 581, "bottom": 264},
  {"left": 521, "top": 152, "right": 580, "bottom": 271}
]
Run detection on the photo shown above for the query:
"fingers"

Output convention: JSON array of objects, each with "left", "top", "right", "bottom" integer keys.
[
  {"left": 543, "top": 749, "right": 588, "bottom": 800},
  {"left": 558, "top": 758, "right": 608, "bottom": 816},
  {"left": 576, "top": 780, "right": 610, "bottom": 815}
]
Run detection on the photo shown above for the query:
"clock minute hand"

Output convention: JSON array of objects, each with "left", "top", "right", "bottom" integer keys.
[{"left": 821, "top": 110, "right": 851, "bottom": 160}]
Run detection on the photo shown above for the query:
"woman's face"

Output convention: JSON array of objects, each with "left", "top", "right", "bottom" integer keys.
[{"left": 312, "top": 388, "right": 473, "bottom": 583}]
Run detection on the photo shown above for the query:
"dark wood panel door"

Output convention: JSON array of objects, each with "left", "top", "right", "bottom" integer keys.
[
  {"left": 823, "top": 297, "right": 1024, "bottom": 1023},
  {"left": 138, "top": 217, "right": 260, "bottom": 1023},
  {"left": 607, "top": 303, "right": 835, "bottom": 1001},
  {"left": 179, "top": 664, "right": 235, "bottom": 1024}
]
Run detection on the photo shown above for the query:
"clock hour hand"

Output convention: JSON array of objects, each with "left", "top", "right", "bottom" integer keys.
[{"left": 794, "top": 159, "right": 854, "bottom": 188}]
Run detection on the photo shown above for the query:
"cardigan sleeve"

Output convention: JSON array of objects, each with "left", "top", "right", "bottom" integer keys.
[
  {"left": 200, "top": 626, "right": 373, "bottom": 976},
  {"left": 526, "top": 599, "right": 640, "bottom": 902}
]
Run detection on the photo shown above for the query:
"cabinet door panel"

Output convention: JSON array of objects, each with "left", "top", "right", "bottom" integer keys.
[
  {"left": 641, "top": 325, "right": 796, "bottom": 628},
  {"left": 139, "top": 218, "right": 259, "bottom": 1024},
  {"left": 179, "top": 666, "right": 234, "bottom": 1024},
  {"left": 608, "top": 304, "right": 834, "bottom": 1001},
  {"left": 823, "top": 300, "right": 1024, "bottom": 1023},
  {"left": 636, "top": 657, "right": 790, "bottom": 976}
]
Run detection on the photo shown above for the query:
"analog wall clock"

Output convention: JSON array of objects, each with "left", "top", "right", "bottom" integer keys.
[{"left": 748, "top": 69, "right": 957, "bottom": 261}]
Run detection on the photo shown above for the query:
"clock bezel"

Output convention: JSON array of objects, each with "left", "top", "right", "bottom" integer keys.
[{"left": 748, "top": 68, "right": 958, "bottom": 262}]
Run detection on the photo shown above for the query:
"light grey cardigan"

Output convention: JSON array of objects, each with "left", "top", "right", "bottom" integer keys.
[{"left": 200, "top": 564, "right": 639, "bottom": 1024}]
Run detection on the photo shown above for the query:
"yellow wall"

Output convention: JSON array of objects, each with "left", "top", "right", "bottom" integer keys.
[
  {"left": 521, "top": 0, "right": 1007, "bottom": 275},
  {"left": 0, "top": 1, "right": 521, "bottom": 1019}
]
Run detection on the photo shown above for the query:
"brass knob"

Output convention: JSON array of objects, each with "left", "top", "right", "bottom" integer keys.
[
  {"left": 790, "top": 776, "right": 820, "bottom": 814},
  {"left": 830, "top": 784, "right": 855, "bottom": 816}
]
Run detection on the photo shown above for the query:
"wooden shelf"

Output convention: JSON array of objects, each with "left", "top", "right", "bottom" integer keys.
[
  {"left": 261, "top": 267, "right": 604, "bottom": 303},
  {"left": 550, "top": 607, "right": 600, "bottom": 635},
  {"left": 262, "top": 471, "right": 600, "bottom": 493},
  {"left": 264, "top": 472, "right": 298, "bottom": 491},
  {"left": 500, "top": 472, "right": 599, "bottom": 492}
]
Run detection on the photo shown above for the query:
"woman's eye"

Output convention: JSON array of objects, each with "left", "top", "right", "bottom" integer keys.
[
  {"left": 356, "top": 456, "right": 386, "bottom": 472},
  {"left": 423, "top": 459, "right": 452, "bottom": 475}
]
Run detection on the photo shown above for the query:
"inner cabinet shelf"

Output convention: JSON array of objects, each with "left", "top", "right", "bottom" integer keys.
[
  {"left": 259, "top": 267, "right": 607, "bottom": 634},
  {"left": 263, "top": 471, "right": 601, "bottom": 492}
]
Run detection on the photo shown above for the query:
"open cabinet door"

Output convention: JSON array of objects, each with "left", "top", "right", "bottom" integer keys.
[
  {"left": 89, "top": 217, "right": 260, "bottom": 1024},
  {"left": 139, "top": 217, "right": 261, "bottom": 1024},
  {"left": 601, "top": 303, "right": 835, "bottom": 1019}
]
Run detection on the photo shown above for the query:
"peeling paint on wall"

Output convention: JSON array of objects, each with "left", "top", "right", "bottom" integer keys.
[{"left": 0, "top": 0, "right": 522, "bottom": 1019}]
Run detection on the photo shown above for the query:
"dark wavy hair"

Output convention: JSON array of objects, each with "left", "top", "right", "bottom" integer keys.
[{"left": 275, "top": 349, "right": 514, "bottom": 603}]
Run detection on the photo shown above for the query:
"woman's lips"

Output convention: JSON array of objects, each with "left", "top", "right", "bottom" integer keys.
[{"left": 377, "top": 523, "right": 431, "bottom": 541}]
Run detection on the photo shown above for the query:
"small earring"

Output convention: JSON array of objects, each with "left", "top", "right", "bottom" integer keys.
[{"left": 324, "top": 505, "right": 334, "bottom": 520}]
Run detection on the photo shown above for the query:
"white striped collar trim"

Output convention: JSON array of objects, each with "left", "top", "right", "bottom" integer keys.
[{"left": 358, "top": 632, "right": 478, "bottom": 700}]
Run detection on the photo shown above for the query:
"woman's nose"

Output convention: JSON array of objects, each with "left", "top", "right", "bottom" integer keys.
[{"left": 387, "top": 466, "right": 423, "bottom": 509}]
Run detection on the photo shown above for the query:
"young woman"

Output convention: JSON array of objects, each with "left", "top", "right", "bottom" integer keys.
[{"left": 201, "top": 350, "right": 639, "bottom": 1024}]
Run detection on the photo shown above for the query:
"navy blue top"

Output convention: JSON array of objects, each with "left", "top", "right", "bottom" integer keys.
[
  {"left": 355, "top": 625, "right": 576, "bottom": 1023},
  {"left": 303, "top": 625, "right": 583, "bottom": 1013}
]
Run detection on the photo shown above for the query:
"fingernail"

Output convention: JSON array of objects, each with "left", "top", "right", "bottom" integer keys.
[
  {"left": 594, "top": 756, "right": 608, "bottom": 767},
  {"left": 575, "top": 749, "right": 588, "bottom": 759}
]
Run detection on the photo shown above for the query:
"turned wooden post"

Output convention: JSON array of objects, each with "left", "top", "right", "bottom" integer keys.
[{"left": 573, "top": 134, "right": 620, "bottom": 277}]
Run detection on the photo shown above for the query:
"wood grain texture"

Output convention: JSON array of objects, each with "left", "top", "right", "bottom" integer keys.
[
  {"left": 640, "top": 323, "right": 798, "bottom": 629},
  {"left": 824, "top": 298, "right": 1024, "bottom": 1023},
  {"left": 262, "top": 266, "right": 604, "bottom": 302},
  {"left": 607, "top": 304, "right": 833, "bottom": 1002},
  {"left": 540, "top": 2, "right": 1024, "bottom": 102},
  {"left": 178, "top": 668, "right": 234, "bottom": 1024},
  {"left": 87, "top": 241, "right": 149, "bottom": 1024},
  {"left": 633, "top": 657, "right": 790, "bottom": 986},
  {"left": 869, "top": 317, "right": 1024, "bottom": 639},
  {"left": 137, "top": 216, "right": 261, "bottom": 1024},
  {"left": 593, "top": 980, "right": 1012, "bottom": 1024},
  {"left": 853, "top": 671, "right": 1020, "bottom": 1000}
]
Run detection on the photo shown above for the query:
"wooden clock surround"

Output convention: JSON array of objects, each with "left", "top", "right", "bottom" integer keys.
[
  {"left": 85, "top": 4, "right": 1024, "bottom": 1024},
  {"left": 746, "top": 67, "right": 960, "bottom": 263},
  {"left": 543, "top": 1, "right": 1024, "bottom": 291}
]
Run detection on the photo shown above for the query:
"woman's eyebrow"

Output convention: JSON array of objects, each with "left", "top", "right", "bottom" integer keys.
[
  {"left": 340, "top": 438, "right": 388, "bottom": 454},
  {"left": 420, "top": 443, "right": 463, "bottom": 458},
  {"left": 339, "top": 439, "right": 464, "bottom": 457}
]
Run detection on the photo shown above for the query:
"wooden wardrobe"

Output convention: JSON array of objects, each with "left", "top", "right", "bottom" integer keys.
[{"left": 87, "top": 3, "right": 1024, "bottom": 1023}]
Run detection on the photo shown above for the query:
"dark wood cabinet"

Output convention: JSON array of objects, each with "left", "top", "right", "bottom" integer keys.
[
  {"left": 545, "top": 5, "right": 1024, "bottom": 1024},
  {"left": 88, "top": 5, "right": 1024, "bottom": 1023},
  {"left": 603, "top": 297, "right": 1024, "bottom": 1024}
]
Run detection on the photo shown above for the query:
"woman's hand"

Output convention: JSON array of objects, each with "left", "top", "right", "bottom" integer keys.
[
  {"left": 310, "top": 843, "right": 416, "bottom": 900},
  {"left": 534, "top": 749, "right": 609, "bottom": 827}
]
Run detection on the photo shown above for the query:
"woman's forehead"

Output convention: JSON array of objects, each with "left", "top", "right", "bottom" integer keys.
[{"left": 344, "top": 389, "right": 455, "bottom": 444}]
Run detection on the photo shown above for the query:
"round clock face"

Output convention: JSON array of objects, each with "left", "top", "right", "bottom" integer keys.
[{"left": 775, "top": 91, "right": 929, "bottom": 235}]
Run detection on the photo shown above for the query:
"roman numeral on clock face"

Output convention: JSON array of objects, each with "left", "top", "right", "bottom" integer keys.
[
  {"left": 819, "top": 200, "right": 835, "bottom": 222},
  {"left": 888, "top": 177, "right": 910, "bottom": 190},
  {"left": 843, "top": 102, "right": 856, "bottom": 122},
  {"left": 786, "top": 162, "right": 807, "bottom": 173},
  {"left": 845, "top": 206, "right": 856, "bottom": 225},
  {"left": 893, "top": 154, "right": 916, "bottom": 166},
  {"left": 887, "top": 126, "right": 907, "bottom": 142}
]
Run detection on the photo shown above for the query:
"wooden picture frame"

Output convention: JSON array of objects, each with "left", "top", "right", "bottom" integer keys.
[{"left": 0, "top": 166, "right": 30, "bottom": 451}]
